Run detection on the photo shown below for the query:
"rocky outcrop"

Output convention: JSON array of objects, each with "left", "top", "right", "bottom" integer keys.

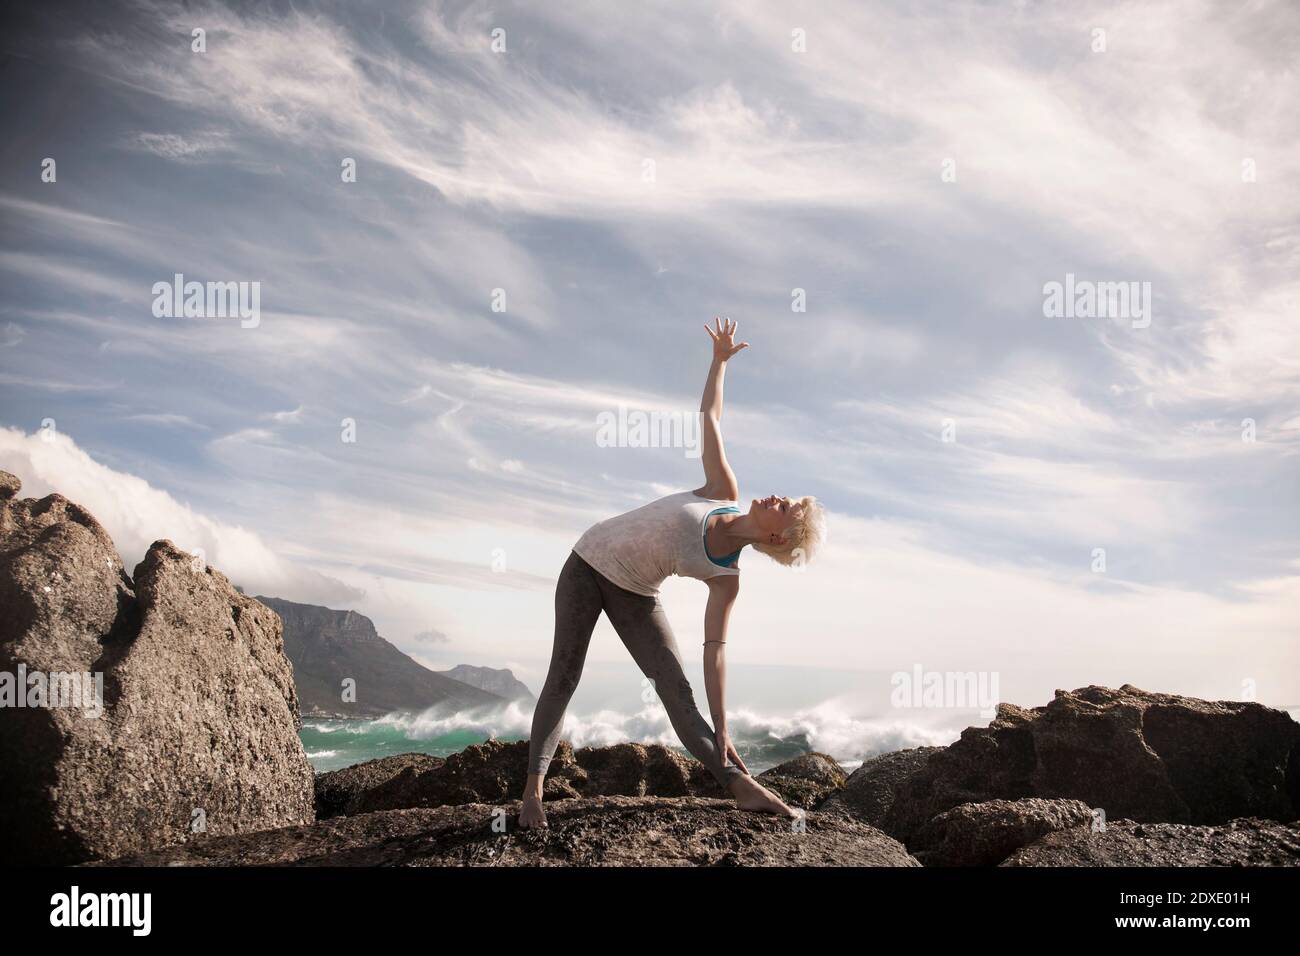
[
  {"left": 754, "top": 752, "right": 847, "bottom": 809},
  {"left": 257, "top": 595, "right": 503, "bottom": 717},
  {"left": 911, "top": 797, "right": 1094, "bottom": 866},
  {"left": 0, "top": 471, "right": 314, "bottom": 864},
  {"left": 99, "top": 796, "right": 921, "bottom": 866},
  {"left": 315, "top": 752, "right": 446, "bottom": 819},
  {"left": 7, "top": 492, "right": 1297, "bottom": 873},
  {"left": 878, "top": 685, "right": 1300, "bottom": 842},
  {"left": 1002, "top": 818, "right": 1300, "bottom": 866},
  {"left": 442, "top": 664, "right": 533, "bottom": 702},
  {"left": 314, "top": 739, "right": 722, "bottom": 818},
  {"left": 819, "top": 746, "right": 943, "bottom": 829},
  {"left": 313, "top": 740, "right": 850, "bottom": 819}
]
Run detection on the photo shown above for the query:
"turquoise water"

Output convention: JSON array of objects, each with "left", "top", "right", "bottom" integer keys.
[
  {"left": 301, "top": 717, "right": 819, "bottom": 775},
  {"left": 301, "top": 720, "right": 526, "bottom": 773},
  {"left": 299, "top": 677, "right": 1300, "bottom": 776},
  {"left": 297, "top": 675, "right": 984, "bottom": 775}
]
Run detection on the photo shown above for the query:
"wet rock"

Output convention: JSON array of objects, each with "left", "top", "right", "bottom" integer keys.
[
  {"left": 100, "top": 796, "right": 921, "bottom": 867},
  {"left": 819, "top": 746, "right": 944, "bottom": 830},
  {"left": 315, "top": 752, "right": 446, "bottom": 819},
  {"left": 912, "top": 797, "right": 1095, "bottom": 866},
  {"left": 1002, "top": 817, "right": 1300, "bottom": 866},
  {"left": 756, "top": 752, "right": 848, "bottom": 809}
]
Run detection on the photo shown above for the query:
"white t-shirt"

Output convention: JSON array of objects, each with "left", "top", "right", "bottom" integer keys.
[{"left": 573, "top": 490, "right": 743, "bottom": 596}]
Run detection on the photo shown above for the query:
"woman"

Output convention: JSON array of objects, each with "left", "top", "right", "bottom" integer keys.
[{"left": 519, "top": 317, "right": 827, "bottom": 828}]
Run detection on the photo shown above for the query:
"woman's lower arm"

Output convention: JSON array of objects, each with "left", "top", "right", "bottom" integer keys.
[
  {"left": 700, "top": 357, "right": 726, "bottom": 420},
  {"left": 703, "top": 642, "right": 726, "bottom": 728}
]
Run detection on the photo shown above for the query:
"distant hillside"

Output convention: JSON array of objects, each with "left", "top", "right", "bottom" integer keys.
[
  {"left": 257, "top": 596, "right": 502, "bottom": 718},
  {"left": 442, "top": 665, "right": 534, "bottom": 702}
]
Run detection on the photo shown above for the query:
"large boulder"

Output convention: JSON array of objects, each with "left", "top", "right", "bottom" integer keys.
[
  {"left": 1002, "top": 817, "right": 1300, "bottom": 866},
  {"left": 316, "top": 752, "right": 446, "bottom": 818},
  {"left": 0, "top": 471, "right": 314, "bottom": 864},
  {"left": 911, "top": 797, "right": 1095, "bottom": 866},
  {"left": 880, "top": 685, "right": 1300, "bottom": 842},
  {"left": 755, "top": 752, "right": 847, "bottom": 809},
  {"left": 99, "top": 796, "right": 922, "bottom": 866},
  {"left": 819, "top": 746, "right": 943, "bottom": 829}
]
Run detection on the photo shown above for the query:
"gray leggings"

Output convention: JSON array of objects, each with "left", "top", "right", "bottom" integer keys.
[{"left": 526, "top": 550, "right": 747, "bottom": 789}]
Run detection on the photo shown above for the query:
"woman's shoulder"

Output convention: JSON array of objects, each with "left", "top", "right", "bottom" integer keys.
[{"left": 690, "top": 484, "right": 739, "bottom": 504}]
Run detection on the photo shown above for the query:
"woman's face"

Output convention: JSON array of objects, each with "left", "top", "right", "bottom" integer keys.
[{"left": 749, "top": 494, "right": 800, "bottom": 542}]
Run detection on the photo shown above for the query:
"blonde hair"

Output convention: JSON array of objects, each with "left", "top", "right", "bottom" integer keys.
[{"left": 751, "top": 496, "right": 826, "bottom": 567}]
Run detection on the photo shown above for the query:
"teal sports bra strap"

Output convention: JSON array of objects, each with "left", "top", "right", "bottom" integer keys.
[{"left": 703, "top": 506, "right": 743, "bottom": 567}]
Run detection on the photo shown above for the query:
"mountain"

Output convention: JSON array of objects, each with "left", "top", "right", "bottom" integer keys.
[
  {"left": 256, "top": 596, "right": 502, "bottom": 718},
  {"left": 441, "top": 664, "right": 534, "bottom": 702}
]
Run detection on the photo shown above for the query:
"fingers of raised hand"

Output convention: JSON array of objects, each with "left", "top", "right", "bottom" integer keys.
[{"left": 708, "top": 317, "right": 744, "bottom": 347}]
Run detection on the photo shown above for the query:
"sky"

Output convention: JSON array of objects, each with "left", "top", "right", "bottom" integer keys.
[{"left": 1, "top": 0, "right": 1297, "bottom": 720}]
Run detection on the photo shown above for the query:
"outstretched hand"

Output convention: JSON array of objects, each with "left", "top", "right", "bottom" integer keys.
[
  {"left": 704, "top": 316, "right": 749, "bottom": 362},
  {"left": 716, "top": 726, "right": 751, "bottom": 776}
]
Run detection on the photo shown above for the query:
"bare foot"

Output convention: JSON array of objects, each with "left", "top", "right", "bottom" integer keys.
[
  {"left": 519, "top": 793, "right": 548, "bottom": 829},
  {"left": 727, "top": 775, "right": 797, "bottom": 818}
]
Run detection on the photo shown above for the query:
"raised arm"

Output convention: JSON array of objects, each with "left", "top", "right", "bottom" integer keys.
[
  {"left": 695, "top": 317, "right": 748, "bottom": 501},
  {"left": 702, "top": 574, "right": 748, "bottom": 776}
]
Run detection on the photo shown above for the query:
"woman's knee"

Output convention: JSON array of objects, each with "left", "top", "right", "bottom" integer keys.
[{"left": 652, "top": 670, "right": 699, "bottom": 713}]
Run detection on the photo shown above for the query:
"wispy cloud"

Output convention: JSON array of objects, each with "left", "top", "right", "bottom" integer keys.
[{"left": 120, "top": 129, "right": 233, "bottom": 161}]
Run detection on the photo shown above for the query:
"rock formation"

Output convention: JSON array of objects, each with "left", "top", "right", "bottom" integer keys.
[
  {"left": 819, "top": 746, "right": 943, "bottom": 827},
  {"left": 1001, "top": 817, "right": 1300, "bottom": 866},
  {"left": 302, "top": 683, "right": 1300, "bottom": 865},
  {"left": 911, "top": 797, "right": 1094, "bottom": 866},
  {"left": 877, "top": 685, "right": 1300, "bottom": 843},
  {"left": 751, "top": 752, "right": 846, "bottom": 809},
  {"left": 0, "top": 471, "right": 314, "bottom": 864},
  {"left": 314, "top": 739, "right": 722, "bottom": 818},
  {"left": 4, "top": 470, "right": 1297, "bottom": 869},
  {"left": 314, "top": 740, "right": 855, "bottom": 820},
  {"left": 99, "top": 796, "right": 921, "bottom": 866}
]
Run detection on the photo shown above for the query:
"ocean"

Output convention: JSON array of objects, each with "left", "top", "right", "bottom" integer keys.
[
  {"left": 300, "top": 659, "right": 1300, "bottom": 776},
  {"left": 299, "top": 661, "right": 986, "bottom": 774},
  {"left": 299, "top": 701, "right": 862, "bottom": 774}
]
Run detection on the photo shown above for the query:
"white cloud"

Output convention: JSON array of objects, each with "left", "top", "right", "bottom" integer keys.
[
  {"left": 264, "top": 405, "right": 305, "bottom": 424},
  {"left": 122, "top": 130, "right": 233, "bottom": 161},
  {"left": 0, "top": 427, "right": 361, "bottom": 606}
]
